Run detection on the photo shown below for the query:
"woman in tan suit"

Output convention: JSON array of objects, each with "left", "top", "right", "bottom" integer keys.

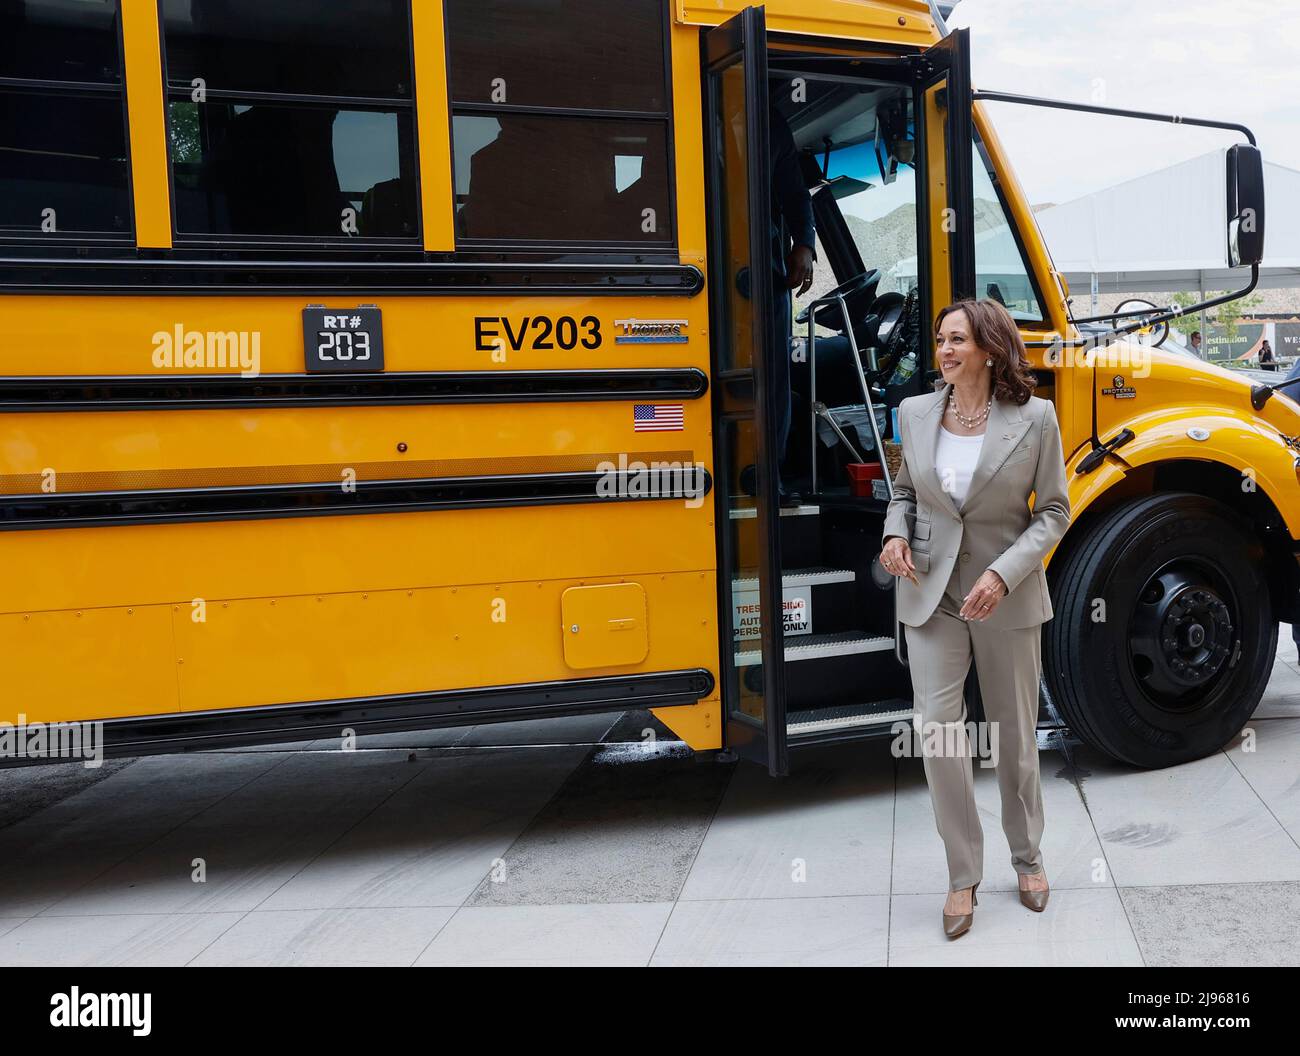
[{"left": 879, "top": 298, "right": 1071, "bottom": 939}]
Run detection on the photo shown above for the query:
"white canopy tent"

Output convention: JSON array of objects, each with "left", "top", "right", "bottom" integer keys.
[{"left": 1034, "top": 150, "right": 1300, "bottom": 297}]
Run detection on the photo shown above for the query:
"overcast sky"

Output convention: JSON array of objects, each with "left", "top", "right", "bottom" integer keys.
[{"left": 948, "top": 0, "right": 1300, "bottom": 205}]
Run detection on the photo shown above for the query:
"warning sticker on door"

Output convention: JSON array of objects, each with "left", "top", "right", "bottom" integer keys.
[{"left": 733, "top": 587, "right": 812, "bottom": 642}]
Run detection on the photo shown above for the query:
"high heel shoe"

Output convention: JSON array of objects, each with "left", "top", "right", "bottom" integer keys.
[
  {"left": 1018, "top": 870, "right": 1049, "bottom": 912},
  {"left": 942, "top": 882, "right": 979, "bottom": 939}
]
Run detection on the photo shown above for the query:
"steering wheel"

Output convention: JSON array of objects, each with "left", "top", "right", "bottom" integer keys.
[
  {"left": 860, "top": 288, "right": 919, "bottom": 385},
  {"left": 794, "top": 268, "right": 880, "bottom": 331},
  {"left": 1115, "top": 298, "right": 1169, "bottom": 348}
]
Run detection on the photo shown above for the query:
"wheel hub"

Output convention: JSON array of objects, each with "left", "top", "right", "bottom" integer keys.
[{"left": 1130, "top": 569, "right": 1235, "bottom": 703}]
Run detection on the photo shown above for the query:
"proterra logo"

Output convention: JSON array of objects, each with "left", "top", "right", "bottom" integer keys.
[{"left": 1101, "top": 374, "right": 1137, "bottom": 399}]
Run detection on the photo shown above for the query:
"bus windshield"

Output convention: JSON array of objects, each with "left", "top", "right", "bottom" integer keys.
[
  {"left": 779, "top": 77, "right": 1045, "bottom": 324},
  {"left": 780, "top": 80, "right": 919, "bottom": 306}
]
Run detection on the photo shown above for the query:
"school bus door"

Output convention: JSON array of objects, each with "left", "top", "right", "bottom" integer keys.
[
  {"left": 705, "top": 9, "right": 978, "bottom": 776},
  {"left": 705, "top": 7, "right": 788, "bottom": 774}
]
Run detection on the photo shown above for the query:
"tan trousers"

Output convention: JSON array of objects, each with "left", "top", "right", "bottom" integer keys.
[{"left": 903, "top": 564, "right": 1046, "bottom": 892}]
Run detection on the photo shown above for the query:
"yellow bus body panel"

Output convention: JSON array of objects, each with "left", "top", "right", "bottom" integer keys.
[
  {"left": 675, "top": 0, "right": 938, "bottom": 44},
  {"left": 5, "top": 0, "right": 1298, "bottom": 760}
]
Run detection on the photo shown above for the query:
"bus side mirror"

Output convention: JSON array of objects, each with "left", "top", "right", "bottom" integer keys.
[{"left": 1226, "top": 144, "right": 1265, "bottom": 268}]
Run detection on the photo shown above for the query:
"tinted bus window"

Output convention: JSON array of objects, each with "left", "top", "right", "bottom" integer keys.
[
  {"left": 160, "top": 0, "right": 412, "bottom": 99},
  {"left": 446, "top": 0, "right": 665, "bottom": 112},
  {"left": 0, "top": 0, "right": 122, "bottom": 84},
  {"left": 170, "top": 101, "right": 417, "bottom": 238},
  {"left": 160, "top": 0, "right": 419, "bottom": 242},
  {"left": 453, "top": 114, "right": 670, "bottom": 244},
  {"left": 0, "top": 90, "right": 131, "bottom": 235},
  {"left": 0, "top": 0, "right": 130, "bottom": 238},
  {"left": 445, "top": 0, "right": 674, "bottom": 250}
]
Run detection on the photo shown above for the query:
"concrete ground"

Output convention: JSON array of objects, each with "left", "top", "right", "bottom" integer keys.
[{"left": 2, "top": 638, "right": 1299, "bottom": 967}]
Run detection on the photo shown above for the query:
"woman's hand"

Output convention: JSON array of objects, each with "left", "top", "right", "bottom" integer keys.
[
  {"left": 880, "top": 536, "right": 917, "bottom": 584},
  {"left": 960, "top": 570, "right": 1008, "bottom": 621}
]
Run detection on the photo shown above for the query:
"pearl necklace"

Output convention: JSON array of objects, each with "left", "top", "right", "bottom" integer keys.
[{"left": 947, "top": 390, "right": 992, "bottom": 429}]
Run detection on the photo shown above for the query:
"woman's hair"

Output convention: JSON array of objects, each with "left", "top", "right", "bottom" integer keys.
[{"left": 934, "top": 298, "right": 1037, "bottom": 405}]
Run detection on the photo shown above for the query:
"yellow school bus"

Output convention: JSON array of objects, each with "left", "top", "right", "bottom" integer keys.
[{"left": 0, "top": 0, "right": 1283, "bottom": 774}]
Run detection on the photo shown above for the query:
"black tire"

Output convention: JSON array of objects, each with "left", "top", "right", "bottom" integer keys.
[{"left": 1045, "top": 492, "right": 1276, "bottom": 768}]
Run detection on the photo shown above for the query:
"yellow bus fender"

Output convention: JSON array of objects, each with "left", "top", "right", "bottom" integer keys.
[{"left": 1061, "top": 405, "right": 1300, "bottom": 545}]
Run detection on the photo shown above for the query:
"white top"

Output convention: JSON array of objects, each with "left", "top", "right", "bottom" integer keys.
[{"left": 934, "top": 425, "right": 985, "bottom": 506}]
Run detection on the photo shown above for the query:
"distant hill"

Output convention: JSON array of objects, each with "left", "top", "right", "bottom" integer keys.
[{"left": 797, "top": 196, "right": 1015, "bottom": 312}]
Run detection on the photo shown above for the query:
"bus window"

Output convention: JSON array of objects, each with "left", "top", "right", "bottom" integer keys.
[
  {"left": 452, "top": 114, "right": 671, "bottom": 244},
  {"left": 782, "top": 81, "right": 919, "bottom": 306},
  {"left": 972, "top": 135, "right": 1045, "bottom": 323},
  {"left": 160, "top": 0, "right": 418, "bottom": 241},
  {"left": 160, "top": 0, "right": 412, "bottom": 99},
  {"left": 0, "top": 0, "right": 131, "bottom": 239},
  {"left": 168, "top": 99, "right": 417, "bottom": 239},
  {"left": 0, "top": 0, "right": 121, "bottom": 82},
  {"left": 446, "top": 0, "right": 665, "bottom": 112},
  {"left": 445, "top": 0, "right": 673, "bottom": 250}
]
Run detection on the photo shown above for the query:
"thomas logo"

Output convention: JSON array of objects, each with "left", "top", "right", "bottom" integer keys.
[{"left": 614, "top": 318, "right": 689, "bottom": 344}]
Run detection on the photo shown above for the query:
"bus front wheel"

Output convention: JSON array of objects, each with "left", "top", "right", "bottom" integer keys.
[{"left": 1045, "top": 492, "right": 1276, "bottom": 768}]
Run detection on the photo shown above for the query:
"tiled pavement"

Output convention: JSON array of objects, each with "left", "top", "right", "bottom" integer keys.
[{"left": 2, "top": 640, "right": 1299, "bottom": 966}]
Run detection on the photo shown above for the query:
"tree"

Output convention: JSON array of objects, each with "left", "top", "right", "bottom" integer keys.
[
  {"left": 1217, "top": 291, "right": 1263, "bottom": 342},
  {"left": 1168, "top": 289, "right": 1262, "bottom": 344},
  {"left": 168, "top": 102, "right": 201, "bottom": 164}
]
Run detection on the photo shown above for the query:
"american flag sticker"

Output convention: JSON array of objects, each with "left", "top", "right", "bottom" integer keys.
[{"left": 633, "top": 403, "right": 685, "bottom": 432}]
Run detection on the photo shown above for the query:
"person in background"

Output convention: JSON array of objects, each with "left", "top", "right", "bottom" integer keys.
[
  {"left": 1190, "top": 331, "right": 1204, "bottom": 357},
  {"left": 1259, "top": 339, "right": 1276, "bottom": 371},
  {"left": 769, "top": 98, "right": 816, "bottom": 505}
]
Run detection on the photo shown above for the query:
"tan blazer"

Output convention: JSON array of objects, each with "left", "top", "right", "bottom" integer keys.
[{"left": 882, "top": 383, "right": 1071, "bottom": 629}]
